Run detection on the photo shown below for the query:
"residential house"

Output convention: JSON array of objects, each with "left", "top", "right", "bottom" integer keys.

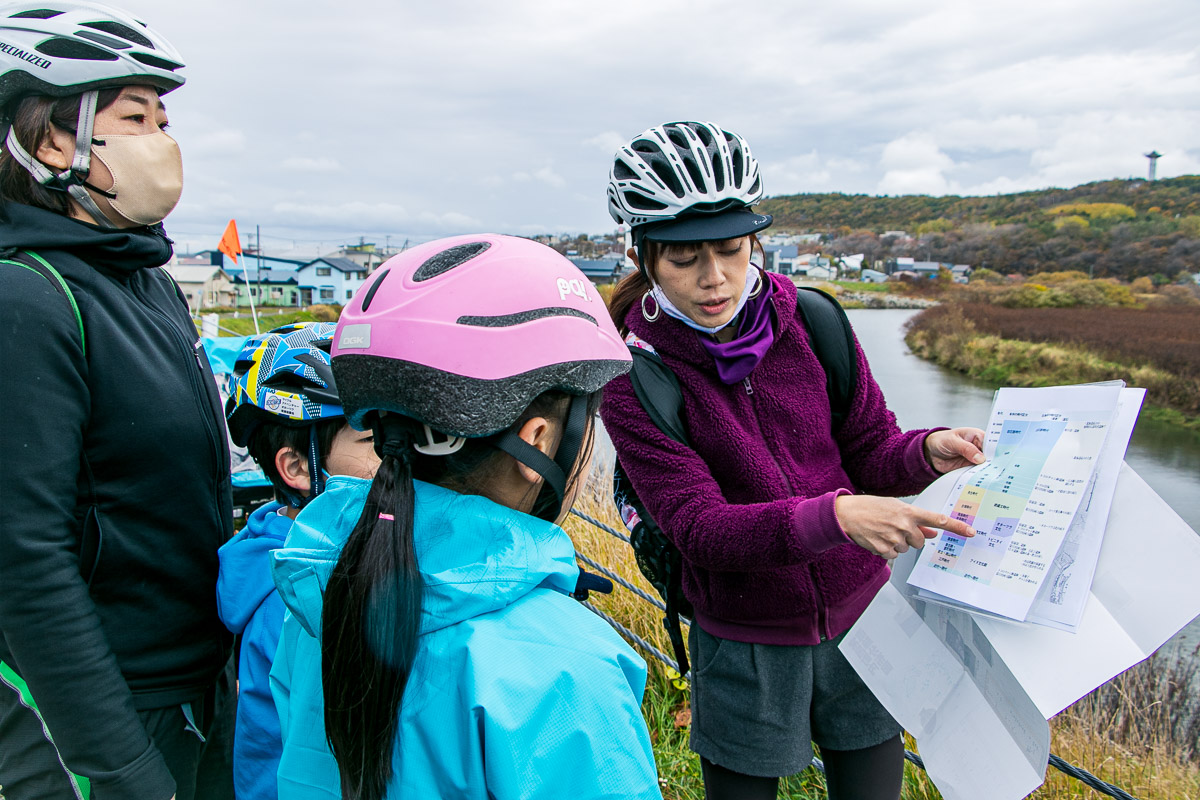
[
  {"left": 211, "top": 252, "right": 308, "bottom": 273},
  {"left": 224, "top": 267, "right": 301, "bottom": 307},
  {"left": 162, "top": 263, "right": 236, "bottom": 309},
  {"left": 296, "top": 257, "right": 370, "bottom": 305},
  {"left": 763, "top": 245, "right": 799, "bottom": 274},
  {"left": 568, "top": 257, "right": 628, "bottom": 284},
  {"left": 793, "top": 253, "right": 834, "bottom": 278},
  {"left": 912, "top": 261, "right": 948, "bottom": 279}
]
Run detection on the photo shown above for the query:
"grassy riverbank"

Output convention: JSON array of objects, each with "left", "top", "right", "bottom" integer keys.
[
  {"left": 566, "top": 471, "right": 1200, "bottom": 799},
  {"left": 905, "top": 303, "right": 1200, "bottom": 430}
]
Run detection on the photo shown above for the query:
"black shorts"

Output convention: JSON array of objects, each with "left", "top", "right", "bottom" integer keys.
[{"left": 688, "top": 624, "right": 903, "bottom": 778}]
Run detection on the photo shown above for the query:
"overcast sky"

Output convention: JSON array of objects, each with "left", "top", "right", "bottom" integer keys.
[{"left": 120, "top": 0, "right": 1199, "bottom": 256}]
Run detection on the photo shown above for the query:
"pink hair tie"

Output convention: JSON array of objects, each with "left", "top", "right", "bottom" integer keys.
[{"left": 378, "top": 513, "right": 395, "bottom": 521}]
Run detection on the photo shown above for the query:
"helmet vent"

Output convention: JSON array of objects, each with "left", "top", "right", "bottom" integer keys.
[
  {"left": 683, "top": 157, "right": 706, "bottom": 194},
  {"left": 731, "top": 149, "right": 744, "bottom": 187},
  {"left": 624, "top": 191, "right": 668, "bottom": 211},
  {"left": 81, "top": 20, "right": 154, "bottom": 48},
  {"left": 649, "top": 157, "right": 684, "bottom": 198},
  {"left": 74, "top": 30, "right": 132, "bottom": 50},
  {"left": 666, "top": 127, "right": 689, "bottom": 151},
  {"left": 360, "top": 268, "right": 390, "bottom": 311},
  {"left": 631, "top": 138, "right": 659, "bottom": 155},
  {"left": 712, "top": 153, "right": 725, "bottom": 191},
  {"left": 613, "top": 160, "right": 637, "bottom": 180},
  {"left": 695, "top": 125, "right": 715, "bottom": 147},
  {"left": 35, "top": 37, "right": 118, "bottom": 60},
  {"left": 130, "top": 51, "right": 182, "bottom": 71},
  {"left": 747, "top": 175, "right": 761, "bottom": 196},
  {"left": 457, "top": 307, "right": 597, "bottom": 328},
  {"left": 9, "top": 9, "right": 63, "bottom": 18},
  {"left": 413, "top": 241, "right": 491, "bottom": 282}
]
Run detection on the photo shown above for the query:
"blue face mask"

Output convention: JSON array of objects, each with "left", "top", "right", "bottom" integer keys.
[{"left": 650, "top": 267, "right": 762, "bottom": 335}]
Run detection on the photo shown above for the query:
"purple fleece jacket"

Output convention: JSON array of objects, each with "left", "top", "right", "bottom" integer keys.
[{"left": 601, "top": 273, "right": 943, "bottom": 645}]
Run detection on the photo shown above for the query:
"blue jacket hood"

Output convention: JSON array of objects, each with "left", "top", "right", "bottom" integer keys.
[
  {"left": 270, "top": 476, "right": 580, "bottom": 640},
  {"left": 217, "top": 501, "right": 292, "bottom": 635}
]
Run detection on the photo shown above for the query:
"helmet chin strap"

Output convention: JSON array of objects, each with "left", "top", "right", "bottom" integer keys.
[
  {"left": 4, "top": 90, "right": 117, "bottom": 229},
  {"left": 493, "top": 395, "right": 590, "bottom": 523}
]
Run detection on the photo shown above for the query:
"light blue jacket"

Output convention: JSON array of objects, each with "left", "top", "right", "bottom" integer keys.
[
  {"left": 217, "top": 500, "right": 291, "bottom": 800},
  {"left": 269, "top": 476, "right": 662, "bottom": 799}
]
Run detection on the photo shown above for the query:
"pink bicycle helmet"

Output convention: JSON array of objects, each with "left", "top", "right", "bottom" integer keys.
[
  {"left": 332, "top": 234, "right": 630, "bottom": 520},
  {"left": 332, "top": 233, "right": 630, "bottom": 435}
]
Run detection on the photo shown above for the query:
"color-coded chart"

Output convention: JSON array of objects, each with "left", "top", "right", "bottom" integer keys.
[{"left": 908, "top": 384, "right": 1123, "bottom": 621}]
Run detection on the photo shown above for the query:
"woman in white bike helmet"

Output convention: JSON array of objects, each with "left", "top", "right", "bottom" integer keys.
[
  {"left": 603, "top": 121, "right": 985, "bottom": 800},
  {"left": 0, "top": 4, "right": 234, "bottom": 799}
]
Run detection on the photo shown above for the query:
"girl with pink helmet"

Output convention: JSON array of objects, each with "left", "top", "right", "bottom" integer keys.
[{"left": 268, "top": 234, "right": 663, "bottom": 800}]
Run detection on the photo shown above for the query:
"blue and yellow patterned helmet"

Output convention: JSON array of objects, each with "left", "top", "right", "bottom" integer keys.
[{"left": 225, "top": 322, "right": 343, "bottom": 447}]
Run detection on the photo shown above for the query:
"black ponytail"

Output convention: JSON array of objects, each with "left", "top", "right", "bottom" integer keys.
[
  {"left": 321, "top": 417, "right": 423, "bottom": 800},
  {"left": 318, "top": 391, "right": 602, "bottom": 799}
]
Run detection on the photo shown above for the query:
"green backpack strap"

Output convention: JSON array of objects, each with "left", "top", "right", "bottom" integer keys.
[{"left": 0, "top": 250, "right": 85, "bottom": 355}]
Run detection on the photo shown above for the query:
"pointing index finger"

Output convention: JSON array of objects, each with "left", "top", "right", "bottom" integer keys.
[{"left": 915, "top": 508, "right": 975, "bottom": 538}]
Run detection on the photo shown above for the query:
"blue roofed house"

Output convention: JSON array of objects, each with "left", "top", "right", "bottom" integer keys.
[
  {"left": 568, "top": 257, "right": 629, "bottom": 283},
  {"left": 296, "top": 257, "right": 370, "bottom": 305}
]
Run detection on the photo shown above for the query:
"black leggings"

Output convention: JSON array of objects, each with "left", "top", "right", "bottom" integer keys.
[{"left": 701, "top": 735, "right": 905, "bottom": 800}]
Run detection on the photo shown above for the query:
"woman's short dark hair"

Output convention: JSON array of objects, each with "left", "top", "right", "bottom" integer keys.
[{"left": 0, "top": 88, "right": 121, "bottom": 213}]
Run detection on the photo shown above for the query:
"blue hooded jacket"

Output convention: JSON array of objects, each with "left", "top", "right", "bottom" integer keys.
[
  {"left": 217, "top": 501, "right": 292, "bottom": 800},
  {"left": 269, "top": 476, "right": 662, "bottom": 799}
]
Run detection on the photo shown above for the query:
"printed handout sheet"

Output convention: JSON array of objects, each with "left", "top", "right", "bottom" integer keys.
[
  {"left": 907, "top": 384, "right": 1124, "bottom": 621},
  {"left": 841, "top": 463, "right": 1200, "bottom": 800}
]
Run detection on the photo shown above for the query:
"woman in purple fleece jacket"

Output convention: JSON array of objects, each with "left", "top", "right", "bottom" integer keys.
[{"left": 602, "top": 122, "right": 985, "bottom": 800}]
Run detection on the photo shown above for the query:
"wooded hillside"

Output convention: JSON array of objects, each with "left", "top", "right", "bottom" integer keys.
[{"left": 758, "top": 176, "right": 1200, "bottom": 281}]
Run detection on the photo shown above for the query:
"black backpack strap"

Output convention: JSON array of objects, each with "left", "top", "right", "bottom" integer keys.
[
  {"left": 795, "top": 287, "right": 857, "bottom": 429},
  {"left": 628, "top": 347, "right": 689, "bottom": 446},
  {"left": 623, "top": 343, "right": 694, "bottom": 675},
  {"left": 0, "top": 250, "right": 85, "bottom": 355},
  {"left": 571, "top": 568, "right": 614, "bottom": 602}
]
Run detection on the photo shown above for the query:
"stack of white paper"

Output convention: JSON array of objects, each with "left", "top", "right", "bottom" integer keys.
[{"left": 841, "top": 464, "right": 1200, "bottom": 800}]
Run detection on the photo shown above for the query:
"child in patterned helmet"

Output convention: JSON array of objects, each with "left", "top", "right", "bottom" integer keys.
[{"left": 217, "top": 322, "right": 378, "bottom": 800}]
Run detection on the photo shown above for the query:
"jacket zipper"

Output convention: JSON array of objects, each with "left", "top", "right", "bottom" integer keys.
[
  {"left": 741, "top": 378, "right": 793, "bottom": 495},
  {"left": 742, "top": 373, "right": 827, "bottom": 637},
  {"left": 130, "top": 281, "right": 226, "bottom": 490}
]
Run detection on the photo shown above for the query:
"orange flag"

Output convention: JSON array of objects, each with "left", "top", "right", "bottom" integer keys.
[{"left": 218, "top": 219, "right": 242, "bottom": 265}]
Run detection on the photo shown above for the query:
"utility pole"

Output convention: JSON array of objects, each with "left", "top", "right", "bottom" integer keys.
[{"left": 1145, "top": 151, "right": 1162, "bottom": 181}]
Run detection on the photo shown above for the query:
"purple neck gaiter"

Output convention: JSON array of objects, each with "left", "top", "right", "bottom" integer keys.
[{"left": 698, "top": 277, "right": 777, "bottom": 384}]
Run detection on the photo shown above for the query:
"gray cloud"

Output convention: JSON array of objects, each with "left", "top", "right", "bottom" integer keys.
[{"left": 127, "top": 0, "right": 1200, "bottom": 254}]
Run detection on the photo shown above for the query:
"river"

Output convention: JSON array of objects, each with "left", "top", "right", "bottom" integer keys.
[{"left": 847, "top": 308, "right": 1200, "bottom": 655}]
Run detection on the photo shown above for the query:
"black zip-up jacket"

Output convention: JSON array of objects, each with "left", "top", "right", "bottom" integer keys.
[{"left": 0, "top": 202, "right": 233, "bottom": 799}]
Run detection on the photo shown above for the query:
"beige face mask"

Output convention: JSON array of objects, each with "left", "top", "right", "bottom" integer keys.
[{"left": 89, "top": 131, "right": 184, "bottom": 226}]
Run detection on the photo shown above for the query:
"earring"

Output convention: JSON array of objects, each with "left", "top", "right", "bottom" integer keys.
[
  {"left": 641, "top": 291, "right": 660, "bottom": 322},
  {"left": 748, "top": 266, "right": 765, "bottom": 298}
]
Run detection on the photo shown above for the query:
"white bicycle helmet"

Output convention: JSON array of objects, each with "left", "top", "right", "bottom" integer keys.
[
  {"left": 0, "top": 1, "right": 184, "bottom": 106},
  {"left": 0, "top": 1, "right": 184, "bottom": 228},
  {"left": 607, "top": 121, "right": 772, "bottom": 251}
]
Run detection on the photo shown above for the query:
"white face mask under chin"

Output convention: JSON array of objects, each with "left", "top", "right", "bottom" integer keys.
[
  {"left": 651, "top": 267, "right": 761, "bottom": 335},
  {"left": 90, "top": 131, "right": 183, "bottom": 226}
]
